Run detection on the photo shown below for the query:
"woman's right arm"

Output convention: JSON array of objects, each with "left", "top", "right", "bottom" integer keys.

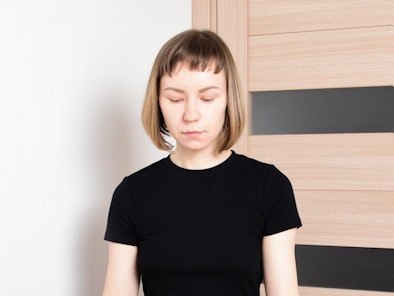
[{"left": 103, "top": 242, "right": 140, "bottom": 296}]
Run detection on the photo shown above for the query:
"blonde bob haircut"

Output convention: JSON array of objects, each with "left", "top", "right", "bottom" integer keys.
[{"left": 141, "top": 29, "right": 245, "bottom": 153}]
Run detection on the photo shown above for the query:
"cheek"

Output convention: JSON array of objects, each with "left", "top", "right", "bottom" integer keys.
[
  {"left": 218, "top": 101, "right": 228, "bottom": 119},
  {"left": 158, "top": 101, "right": 169, "bottom": 127},
  {"left": 210, "top": 104, "right": 227, "bottom": 128},
  {"left": 159, "top": 100, "right": 170, "bottom": 119},
  {"left": 158, "top": 98, "right": 165, "bottom": 114},
  {"left": 159, "top": 102, "right": 178, "bottom": 131}
]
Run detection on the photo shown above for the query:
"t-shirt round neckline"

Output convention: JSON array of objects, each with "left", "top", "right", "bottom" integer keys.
[{"left": 165, "top": 150, "right": 236, "bottom": 176}]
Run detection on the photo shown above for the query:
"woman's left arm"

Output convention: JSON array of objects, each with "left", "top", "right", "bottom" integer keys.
[{"left": 262, "top": 228, "right": 299, "bottom": 296}]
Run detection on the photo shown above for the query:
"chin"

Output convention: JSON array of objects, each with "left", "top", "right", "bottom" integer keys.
[{"left": 180, "top": 145, "right": 218, "bottom": 154}]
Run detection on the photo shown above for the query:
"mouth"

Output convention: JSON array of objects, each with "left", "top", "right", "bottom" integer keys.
[{"left": 182, "top": 131, "right": 204, "bottom": 136}]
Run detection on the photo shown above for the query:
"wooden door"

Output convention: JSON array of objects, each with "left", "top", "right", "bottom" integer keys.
[{"left": 193, "top": 1, "right": 394, "bottom": 295}]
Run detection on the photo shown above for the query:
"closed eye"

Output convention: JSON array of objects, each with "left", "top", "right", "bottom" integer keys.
[
  {"left": 168, "top": 97, "right": 183, "bottom": 103},
  {"left": 201, "top": 97, "right": 216, "bottom": 102}
]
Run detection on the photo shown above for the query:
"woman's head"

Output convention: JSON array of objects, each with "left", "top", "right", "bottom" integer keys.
[{"left": 142, "top": 29, "right": 245, "bottom": 153}]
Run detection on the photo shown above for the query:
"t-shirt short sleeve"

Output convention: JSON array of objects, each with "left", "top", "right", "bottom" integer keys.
[
  {"left": 262, "top": 166, "right": 302, "bottom": 236},
  {"left": 104, "top": 178, "right": 138, "bottom": 246}
]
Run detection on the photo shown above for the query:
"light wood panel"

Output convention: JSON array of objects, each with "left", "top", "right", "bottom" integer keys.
[
  {"left": 193, "top": 2, "right": 394, "bottom": 294},
  {"left": 192, "top": 0, "right": 217, "bottom": 31},
  {"left": 248, "top": 133, "right": 394, "bottom": 191},
  {"left": 216, "top": 0, "right": 249, "bottom": 154},
  {"left": 259, "top": 285, "right": 394, "bottom": 296},
  {"left": 295, "top": 190, "right": 394, "bottom": 248},
  {"left": 248, "top": 26, "right": 394, "bottom": 91},
  {"left": 249, "top": 0, "right": 393, "bottom": 35}
]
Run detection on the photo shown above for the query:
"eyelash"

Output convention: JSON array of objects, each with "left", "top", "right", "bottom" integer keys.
[
  {"left": 167, "top": 97, "right": 216, "bottom": 103},
  {"left": 168, "top": 98, "right": 183, "bottom": 103}
]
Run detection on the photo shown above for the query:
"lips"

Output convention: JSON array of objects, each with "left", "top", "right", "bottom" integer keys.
[{"left": 182, "top": 131, "right": 204, "bottom": 136}]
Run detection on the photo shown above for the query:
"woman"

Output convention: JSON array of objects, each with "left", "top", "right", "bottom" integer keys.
[{"left": 103, "top": 29, "right": 301, "bottom": 296}]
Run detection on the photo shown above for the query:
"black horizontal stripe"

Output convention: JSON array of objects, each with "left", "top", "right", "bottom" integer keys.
[
  {"left": 251, "top": 86, "right": 394, "bottom": 135},
  {"left": 296, "top": 244, "right": 394, "bottom": 292}
]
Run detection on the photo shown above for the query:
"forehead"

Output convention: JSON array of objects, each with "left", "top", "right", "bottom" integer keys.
[{"left": 160, "top": 64, "right": 226, "bottom": 90}]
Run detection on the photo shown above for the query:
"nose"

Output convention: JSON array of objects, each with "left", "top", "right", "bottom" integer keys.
[{"left": 183, "top": 98, "right": 200, "bottom": 122}]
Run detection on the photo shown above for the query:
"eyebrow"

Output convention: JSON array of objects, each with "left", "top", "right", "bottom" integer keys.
[
  {"left": 163, "top": 87, "right": 184, "bottom": 94},
  {"left": 163, "top": 86, "right": 221, "bottom": 93},
  {"left": 198, "top": 86, "right": 221, "bottom": 93}
]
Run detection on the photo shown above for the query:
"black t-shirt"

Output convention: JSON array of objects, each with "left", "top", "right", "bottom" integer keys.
[{"left": 105, "top": 151, "right": 302, "bottom": 296}]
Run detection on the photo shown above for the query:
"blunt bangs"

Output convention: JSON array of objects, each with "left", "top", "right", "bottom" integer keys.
[{"left": 156, "top": 30, "right": 229, "bottom": 79}]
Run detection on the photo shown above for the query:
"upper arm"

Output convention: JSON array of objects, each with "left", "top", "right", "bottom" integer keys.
[
  {"left": 262, "top": 228, "right": 299, "bottom": 296},
  {"left": 103, "top": 242, "right": 140, "bottom": 296}
]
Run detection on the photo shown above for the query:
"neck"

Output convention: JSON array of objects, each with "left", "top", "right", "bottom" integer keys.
[{"left": 170, "top": 148, "right": 232, "bottom": 170}]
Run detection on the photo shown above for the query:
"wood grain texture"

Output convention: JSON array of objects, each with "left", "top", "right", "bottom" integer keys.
[
  {"left": 248, "top": 26, "right": 394, "bottom": 91},
  {"left": 249, "top": 0, "right": 393, "bottom": 35},
  {"left": 295, "top": 190, "right": 394, "bottom": 248},
  {"left": 191, "top": 2, "right": 394, "bottom": 294},
  {"left": 217, "top": 0, "right": 249, "bottom": 154},
  {"left": 209, "top": 0, "right": 217, "bottom": 32},
  {"left": 248, "top": 133, "right": 394, "bottom": 191},
  {"left": 259, "top": 285, "right": 394, "bottom": 296},
  {"left": 192, "top": 0, "right": 217, "bottom": 31}
]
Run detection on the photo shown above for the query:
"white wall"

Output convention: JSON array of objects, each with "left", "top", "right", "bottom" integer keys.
[{"left": 0, "top": 1, "right": 191, "bottom": 295}]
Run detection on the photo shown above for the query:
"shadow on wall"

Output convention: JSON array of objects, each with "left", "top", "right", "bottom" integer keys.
[{"left": 75, "top": 91, "right": 135, "bottom": 296}]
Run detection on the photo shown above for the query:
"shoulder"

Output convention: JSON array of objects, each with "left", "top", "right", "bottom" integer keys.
[
  {"left": 232, "top": 152, "right": 291, "bottom": 186},
  {"left": 113, "top": 157, "right": 169, "bottom": 201},
  {"left": 124, "top": 157, "right": 168, "bottom": 183},
  {"left": 232, "top": 151, "right": 275, "bottom": 175}
]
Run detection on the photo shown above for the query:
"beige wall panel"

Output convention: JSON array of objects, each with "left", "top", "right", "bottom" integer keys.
[
  {"left": 192, "top": 0, "right": 214, "bottom": 31},
  {"left": 249, "top": 0, "right": 393, "bottom": 35},
  {"left": 209, "top": 0, "right": 217, "bottom": 32},
  {"left": 295, "top": 190, "right": 394, "bottom": 248},
  {"left": 260, "top": 285, "right": 394, "bottom": 296},
  {"left": 192, "top": 0, "right": 217, "bottom": 31},
  {"left": 248, "top": 26, "right": 393, "bottom": 91},
  {"left": 216, "top": 0, "right": 249, "bottom": 153},
  {"left": 248, "top": 133, "right": 394, "bottom": 191}
]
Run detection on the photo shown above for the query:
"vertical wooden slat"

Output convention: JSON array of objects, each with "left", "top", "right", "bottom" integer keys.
[
  {"left": 192, "top": 0, "right": 217, "bottom": 31},
  {"left": 216, "top": 0, "right": 248, "bottom": 154},
  {"left": 192, "top": 0, "right": 210, "bottom": 29},
  {"left": 209, "top": 0, "right": 217, "bottom": 32}
]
